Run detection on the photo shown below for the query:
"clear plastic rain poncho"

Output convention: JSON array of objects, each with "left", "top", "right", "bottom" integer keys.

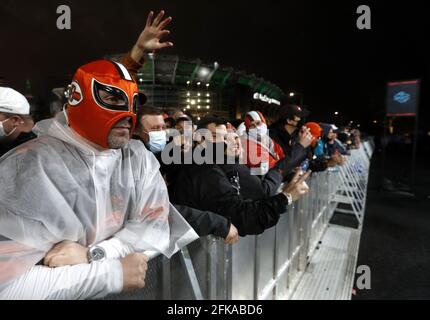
[{"left": 0, "top": 113, "right": 198, "bottom": 291}]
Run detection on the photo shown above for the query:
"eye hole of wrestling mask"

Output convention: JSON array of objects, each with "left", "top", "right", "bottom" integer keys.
[{"left": 93, "top": 79, "right": 130, "bottom": 112}]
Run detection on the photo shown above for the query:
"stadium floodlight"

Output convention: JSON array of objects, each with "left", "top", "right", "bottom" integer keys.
[{"left": 198, "top": 68, "right": 210, "bottom": 78}]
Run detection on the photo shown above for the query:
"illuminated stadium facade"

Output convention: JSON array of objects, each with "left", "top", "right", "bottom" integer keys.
[{"left": 110, "top": 53, "right": 285, "bottom": 121}]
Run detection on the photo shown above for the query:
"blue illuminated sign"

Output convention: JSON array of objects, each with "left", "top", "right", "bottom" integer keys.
[
  {"left": 393, "top": 91, "right": 411, "bottom": 104},
  {"left": 386, "top": 80, "right": 420, "bottom": 117}
]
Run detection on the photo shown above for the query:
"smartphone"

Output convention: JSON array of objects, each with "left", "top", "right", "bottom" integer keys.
[{"left": 300, "top": 159, "right": 310, "bottom": 172}]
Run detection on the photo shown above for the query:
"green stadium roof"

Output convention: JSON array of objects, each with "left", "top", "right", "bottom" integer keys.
[{"left": 109, "top": 53, "right": 284, "bottom": 100}]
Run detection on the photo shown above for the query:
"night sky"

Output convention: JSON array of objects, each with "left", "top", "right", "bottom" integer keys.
[{"left": 1, "top": 0, "right": 429, "bottom": 133}]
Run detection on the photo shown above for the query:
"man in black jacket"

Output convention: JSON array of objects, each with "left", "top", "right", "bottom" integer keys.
[
  {"left": 171, "top": 116, "right": 311, "bottom": 237},
  {"left": 133, "top": 107, "right": 239, "bottom": 244},
  {"left": 269, "top": 104, "right": 315, "bottom": 174},
  {"left": 269, "top": 104, "right": 336, "bottom": 173}
]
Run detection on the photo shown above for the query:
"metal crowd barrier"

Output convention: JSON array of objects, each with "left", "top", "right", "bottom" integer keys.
[
  {"left": 105, "top": 140, "right": 374, "bottom": 300},
  {"left": 334, "top": 140, "right": 374, "bottom": 224}
]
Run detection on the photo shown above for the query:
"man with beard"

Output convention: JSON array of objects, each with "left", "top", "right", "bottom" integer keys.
[{"left": 0, "top": 10, "right": 197, "bottom": 300}]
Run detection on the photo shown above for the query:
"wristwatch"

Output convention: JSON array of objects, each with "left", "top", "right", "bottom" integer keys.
[
  {"left": 87, "top": 245, "right": 106, "bottom": 263},
  {"left": 283, "top": 192, "right": 293, "bottom": 206}
]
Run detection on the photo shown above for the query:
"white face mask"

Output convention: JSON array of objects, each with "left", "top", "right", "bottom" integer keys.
[
  {"left": 147, "top": 130, "right": 167, "bottom": 153},
  {"left": 249, "top": 123, "right": 268, "bottom": 139},
  {"left": 0, "top": 118, "right": 17, "bottom": 138}
]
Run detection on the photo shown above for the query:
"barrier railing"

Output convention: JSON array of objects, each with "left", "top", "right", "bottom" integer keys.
[{"left": 105, "top": 140, "right": 374, "bottom": 300}]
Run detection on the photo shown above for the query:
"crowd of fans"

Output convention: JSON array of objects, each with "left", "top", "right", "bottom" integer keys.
[
  {"left": 0, "top": 88, "right": 363, "bottom": 234},
  {"left": 131, "top": 104, "right": 363, "bottom": 238},
  {"left": 0, "top": 90, "right": 363, "bottom": 300},
  {"left": 0, "top": 10, "right": 363, "bottom": 299}
]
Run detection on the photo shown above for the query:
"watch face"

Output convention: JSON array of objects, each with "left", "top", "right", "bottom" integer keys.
[{"left": 91, "top": 247, "right": 106, "bottom": 261}]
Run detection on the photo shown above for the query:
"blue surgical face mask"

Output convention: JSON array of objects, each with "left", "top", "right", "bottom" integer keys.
[{"left": 147, "top": 130, "right": 167, "bottom": 153}]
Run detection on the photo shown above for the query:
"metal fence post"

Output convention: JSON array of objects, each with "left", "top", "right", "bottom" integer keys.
[{"left": 179, "top": 247, "right": 204, "bottom": 300}]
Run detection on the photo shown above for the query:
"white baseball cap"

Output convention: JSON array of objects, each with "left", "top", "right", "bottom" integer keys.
[{"left": 0, "top": 87, "right": 30, "bottom": 115}]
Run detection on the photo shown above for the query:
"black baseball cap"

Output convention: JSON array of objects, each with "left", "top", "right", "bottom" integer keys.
[{"left": 283, "top": 104, "right": 310, "bottom": 119}]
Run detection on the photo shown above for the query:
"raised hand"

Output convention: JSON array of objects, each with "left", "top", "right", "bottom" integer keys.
[{"left": 131, "top": 10, "right": 173, "bottom": 62}]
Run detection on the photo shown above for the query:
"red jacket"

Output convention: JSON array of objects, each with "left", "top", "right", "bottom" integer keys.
[{"left": 243, "top": 136, "right": 281, "bottom": 175}]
